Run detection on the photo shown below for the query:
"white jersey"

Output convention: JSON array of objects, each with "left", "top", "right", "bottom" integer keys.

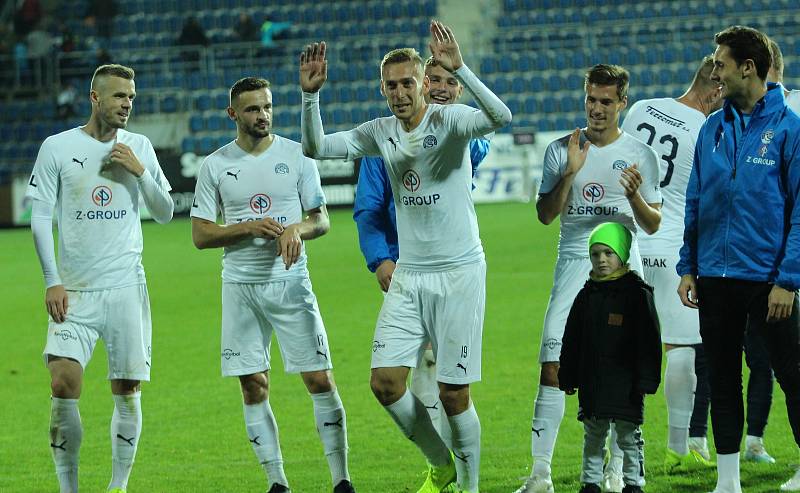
[
  {"left": 786, "top": 89, "right": 800, "bottom": 115},
  {"left": 335, "top": 103, "right": 485, "bottom": 271},
  {"left": 25, "top": 128, "right": 171, "bottom": 291},
  {"left": 622, "top": 98, "right": 706, "bottom": 254},
  {"left": 540, "top": 130, "right": 661, "bottom": 259},
  {"left": 191, "top": 136, "right": 326, "bottom": 283}
]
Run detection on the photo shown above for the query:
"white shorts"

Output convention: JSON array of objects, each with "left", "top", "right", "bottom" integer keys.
[
  {"left": 221, "top": 278, "right": 332, "bottom": 377},
  {"left": 43, "top": 284, "right": 152, "bottom": 381},
  {"left": 539, "top": 246, "right": 643, "bottom": 363},
  {"left": 371, "top": 261, "right": 485, "bottom": 385},
  {"left": 641, "top": 252, "right": 701, "bottom": 345}
]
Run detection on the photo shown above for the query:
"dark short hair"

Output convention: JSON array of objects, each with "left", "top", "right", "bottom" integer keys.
[
  {"left": 714, "top": 26, "right": 772, "bottom": 81},
  {"left": 91, "top": 64, "right": 134, "bottom": 89},
  {"left": 380, "top": 48, "right": 424, "bottom": 78},
  {"left": 230, "top": 77, "right": 271, "bottom": 103},
  {"left": 769, "top": 38, "right": 784, "bottom": 82},
  {"left": 584, "top": 64, "right": 629, "bottom": 100}
]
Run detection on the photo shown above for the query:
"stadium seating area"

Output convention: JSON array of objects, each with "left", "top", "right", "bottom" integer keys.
[{"left": 2, "top": 0, "right": 799, "bottom": 169}]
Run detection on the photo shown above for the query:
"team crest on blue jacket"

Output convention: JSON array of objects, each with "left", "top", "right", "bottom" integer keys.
[
  {"left": 423, "top": 135, "right": 438, "bottom": 148},
  {"left": 274, "top": 162, "right": 289, "bottom": 174},
  {"left": 612, "top": 160, "right": 629, "bottom": 170},
  {"left": 761, "top": 129, "right": 774, "bottom": 145}
]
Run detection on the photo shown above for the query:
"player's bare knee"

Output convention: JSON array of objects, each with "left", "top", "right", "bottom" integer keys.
[
  {"left": 439, "top": 383, "right": 469, "bottom": 415},
  {"left": 540, "top": 362, "right": 560, "bottom": 387},
  {"left": 111, "top": 379, "right": 141, "bottom": 395},
  {"left": 50, "top": 375, "right": 80, "bottom": 399},
  {"left": 302, "top": 370, "right": 333, "bottom": 394},
  {"left": 370, "top": 369, "right": 404, "bottom": 406},
  {"left": 239, "top": 372, "right": 269, "bottom": 404}
]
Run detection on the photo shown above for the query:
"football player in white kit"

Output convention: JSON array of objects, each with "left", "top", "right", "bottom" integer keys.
[
  {"left": 621, "top": 56, "right": 723, "bottom": 473},
  {"left": 190, "top": 77, "right": 354, "bottom": 493},
  {"left": 299, "top": 20, "right": 511, "bottom": 493},
  {"left": 27, "top": 64, "right": 174, "bottom": 493},
  {"left": 515, "top": 65, "right": 662, "bottom": 493}
]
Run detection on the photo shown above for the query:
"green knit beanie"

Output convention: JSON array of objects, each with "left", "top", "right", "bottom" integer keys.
[{"left": 588, "top": 222, "right": 632, "bottom": 263}]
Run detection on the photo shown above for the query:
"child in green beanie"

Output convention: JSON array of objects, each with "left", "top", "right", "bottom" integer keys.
[{"left": 558, "top": 222, "right": 662, "bottom": 493}]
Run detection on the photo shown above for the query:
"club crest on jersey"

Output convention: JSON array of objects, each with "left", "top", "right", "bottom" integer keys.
[
  {"left": 402, "top": 169, "right": 421, "bottom": 192},
  {"left": 274, "top": 163, "right": 289, "bottom": 174},
  {"left": 423, "top": 135, "right": 438, "bottom": 148},
  {"left": 761, "top": 129, "right": 774, "bottom": 145},
  {"left": 250, "top": 193, "right": 271, "bottom": 214},
  {"left": 612, "top": 160, "right": 629, "bottom": 170},
  {"left": 582, "top": 183, "right": 604, "bottom": 203},
  {"left": 91, "top": 185, "right": 113, "bottom": 206}
]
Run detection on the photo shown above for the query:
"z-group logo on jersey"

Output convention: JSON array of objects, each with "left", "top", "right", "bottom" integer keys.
[
  {"left": 402, "top": 170, "right": 421, "bottom": 192},
  {"left": 423, "top": 135, "right": 438, "bottom": 148},
  {"left": 92, "top": 186, "right": 113, "bottom": 206},
  {"left": 274, "top": 163, "right": 289, "bottom": 174},
  {"left": 250, "top": 193, "right": 272, "bottom": 214},
  {"left": 582, "top": 183, "right": 604, "bottom": 203}
]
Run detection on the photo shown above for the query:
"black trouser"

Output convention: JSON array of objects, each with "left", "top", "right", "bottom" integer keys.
[
  {"left": 689, "top": 343, "right": 711, "bottom": 438},
  {"left": 696, "top": 277, "right": 800, "bottom": 454},
  {"left": 744, "top": 327, "right": 775, "bottom": 437}
]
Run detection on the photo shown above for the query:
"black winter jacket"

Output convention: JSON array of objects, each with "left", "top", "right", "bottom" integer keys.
[{"left": 558, "top": 271, "right": 662, "bottom": 425}]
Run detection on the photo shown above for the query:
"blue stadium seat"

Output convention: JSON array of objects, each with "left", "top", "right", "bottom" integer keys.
[
  {"left": 195, "top": 94, "right": 213, "bottom": 112},
  {"left": 182, "top": 136, "right": 196, "bottom": 153},
  {"left": 206, "top": 115, "right": 223, "bottom": 132},
  {"left": 199, "top": 136, "right": 216, "bottom": 155},
  {"left": 190, "top": 115, "right": 205, "bottom": 133}
]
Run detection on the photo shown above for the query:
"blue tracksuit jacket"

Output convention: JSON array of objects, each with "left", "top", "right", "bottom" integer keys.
[{"left": 677, "top": 83, "right": 800, "bottom": 290}]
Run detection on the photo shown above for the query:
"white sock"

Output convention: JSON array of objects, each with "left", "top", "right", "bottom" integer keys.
[
  {"left": 410, "top": 349, "right": 445, "bottom": 436},
  {"left": 607, "top": 424, "right": 623, "bottom": 474},
  {"left": 530, "top": 385, "right": 565, "bottom": 478},
  {"left": 311, "top": 390, "right": 350, "bottom": 486},
  {"left": 243, "top": 399, "right": 287, "bottom": 488},
  {"left": 665, "top": 347, "right": 696, "bottom": 455},
  {"left": 108, "top": 392, "right": 142, "bottom": 491},
  {"left": 715, "top": 452, "right": 742, "bottom": 492},
  {"left": 448, "top": 403, "right": 481, "bottom": 492},
  {"left": 384, "top": 389, "right": 450, "bottom": 466},
  {"left": 50, "top": 397, "right": 81, "bottom": 493}
]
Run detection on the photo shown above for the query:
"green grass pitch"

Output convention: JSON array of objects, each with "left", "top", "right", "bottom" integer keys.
[{"left": 1, "top": 202, "right": 796, "bottom": 492}]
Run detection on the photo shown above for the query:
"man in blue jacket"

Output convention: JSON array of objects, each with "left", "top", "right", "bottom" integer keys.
[
  {"left": 677, "top": 25, "right": 800, "bottom": 493},
  {"left": 352, "top": 55, "right": 490, "bottom": 442}
]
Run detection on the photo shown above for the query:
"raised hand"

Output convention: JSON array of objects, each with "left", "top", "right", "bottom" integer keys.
[
  {"left": 429, "top": 20, "right": 463, "bottom": 72},
  {"left": 299, "top": 42, "right": 328, "bottom": 93},
  {"left": 566, "top": 128, "right": 590, "bottom": 175},
  {"left": 620, "top": 163, "right": 643, "bottom": 199}
]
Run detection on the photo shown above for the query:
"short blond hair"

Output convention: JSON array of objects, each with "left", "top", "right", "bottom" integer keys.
[
  {"left": 91, "top": 64, "right": 135, "bottom": 90},
  {"left": 380, "top": 48, "right": 424, "bottom": 78}
]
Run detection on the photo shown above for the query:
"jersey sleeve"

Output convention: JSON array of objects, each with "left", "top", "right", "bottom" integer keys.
[
  {"left": 299, "top": 155, "right": 326, "bottom": 211},
  {"left": 142, "top": 138, "right": 173, "bottom": 192},
  {"left": 25, "top": 137, "right": 60, "bottom": 204},
  {"left": 302, "top": 91, "right": 381, "bottom": 160},
  {"left": 538, "top": 139, "right": 565, "bottom": 195},
  {"left": 191, "top": 157, "right": 221, "bottom": 222},
  {"left": 638, "top": 145, "right": 662, "bottom": 204}
]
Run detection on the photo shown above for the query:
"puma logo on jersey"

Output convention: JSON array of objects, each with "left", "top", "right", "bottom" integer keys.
[
  {"left": 456, "top": 363, "right": 467, "bottom": 374},
  {"left": 388, "top": 137, "right": 399, "bottom": 151},
  {"left": 316, "top": 350, "right": 328, "bottom": 360},
  {"left": 226, "top": 170, "right": 241, "bottom": 180},
  {"left": 72, "top": 157, "right": 87, "bottom": 168}
]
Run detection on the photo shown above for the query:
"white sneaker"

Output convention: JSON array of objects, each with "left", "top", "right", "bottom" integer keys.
[
  {"left": 600, "top": 470, "right": 623, "bottom": 493},
  {"left": 688, "top": 436, "right": 712, "bottom": 461},
  {"left": 743, "top": 436, "right": 776, "bottom": 464},
  {"left": 781, "top": 468, "right": 800, "bottom": 491},
  {"left": 513, "top": 474, "right": 554, "bottom": 493}
]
